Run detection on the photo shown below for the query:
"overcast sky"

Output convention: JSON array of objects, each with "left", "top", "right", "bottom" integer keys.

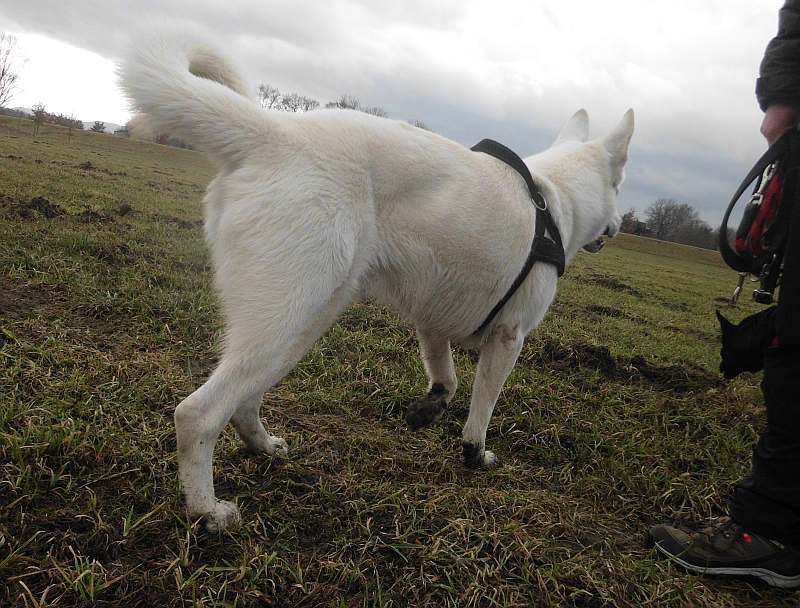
[{"left": 0, "top": 1, "right": 786, "bottom": 222}]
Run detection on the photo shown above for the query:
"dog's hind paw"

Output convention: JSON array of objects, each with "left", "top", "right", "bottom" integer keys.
[
  {"left": 203, "top": 500, "right": 241, "bottom": 532},
  {"left": 405, "top": 396, "right": 446, "bottom": 431},
  {"left": 240, "top": 433, "right": 288, "bottom": 457},
  {"left": 266, "top": 435, "right": 288, "bottom": 457}
]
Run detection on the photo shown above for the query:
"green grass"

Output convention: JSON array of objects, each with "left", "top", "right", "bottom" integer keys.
[{"left": 0, "top": 115, "right": 793, "bottom": 607}]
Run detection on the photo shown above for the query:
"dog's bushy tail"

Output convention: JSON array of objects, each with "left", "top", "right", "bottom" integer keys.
[{"left": 119, "top": 34, "right": 272, "bottom": 165}]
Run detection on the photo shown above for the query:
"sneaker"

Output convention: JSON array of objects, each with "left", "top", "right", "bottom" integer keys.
[{"left": 648, "top": 517, "right": 800, "bottom": 589}]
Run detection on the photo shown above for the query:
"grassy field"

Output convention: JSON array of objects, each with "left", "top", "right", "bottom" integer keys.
[{"left": 0, "top": 115, "right": 793, "bottom": 607}]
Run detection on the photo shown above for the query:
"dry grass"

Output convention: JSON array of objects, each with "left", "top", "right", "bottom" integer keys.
[{"left": 0, "top": 116, "right": 794, "bottom": 606}]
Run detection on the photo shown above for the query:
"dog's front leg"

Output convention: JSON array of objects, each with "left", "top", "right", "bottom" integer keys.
[
  {"left": 406, "top": 330, "right": 457, "bottom": 431},
  {"left": 462, "top": 323, "right": 524, "bottom": 468}
]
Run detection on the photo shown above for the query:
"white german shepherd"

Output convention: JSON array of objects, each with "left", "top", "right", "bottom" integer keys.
[{"left": 120, "top": 36, "right": 634, "bottom": 531}]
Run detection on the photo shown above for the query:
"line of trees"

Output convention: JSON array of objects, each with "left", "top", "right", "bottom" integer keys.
[
  {"left": 620, "top": 198, "right": 730, "bottom": 250},
  {"left": 257, "top": 82, "right": 430, "bottom": 129}
]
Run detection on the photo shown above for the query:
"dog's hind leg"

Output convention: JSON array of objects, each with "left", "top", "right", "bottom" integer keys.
[
  {"left": 406, "top": 330, "right": 457, "bottom": 430},
  {"left": 230, "top": 394, "right": 288, "bottom": 456},
  {"left": 175, "top": 280, "right": 355, "bottom": 531},
  {"left": 174, "top": 201, "right": 363, "bottom": 530},
  {"left": 461, "top": 323, "right": 523, "bottom": 468}
]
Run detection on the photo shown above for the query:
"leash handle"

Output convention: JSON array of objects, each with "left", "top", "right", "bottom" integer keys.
[{"left": 719, "top": 131, "right": 792, "bottom": 273}]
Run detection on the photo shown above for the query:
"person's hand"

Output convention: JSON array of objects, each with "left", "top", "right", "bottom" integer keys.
[{"left": 761, "top": 103, "right": 799, "bottom": 145}]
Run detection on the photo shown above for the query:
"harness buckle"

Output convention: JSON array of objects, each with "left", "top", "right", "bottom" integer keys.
[{"left": 532, "top": 194, "right": 548, "bottom": 211}]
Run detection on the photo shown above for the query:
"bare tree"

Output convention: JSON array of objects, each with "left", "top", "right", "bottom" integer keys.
[
  {"left": 297, "top": 95, "right": 320, "bottom": 112},
  {"left": 281, "top": 91, "right": 319, "bottom": 112},
  {"left": 258, "top": 83, "right": 282, "bottom": 109},
  {"left": 619, "top": 208, "right": 641, "bottom": 234},
  {"left": 90, "top": 120, "right": 106, "bottom": 133},
  {"left": 362, "top": 105, "right": 387, "bottom": 117},
  {"left": 325, "top": 94, "right": 360, "bottom": 110},
  {"left": 410, "top": 119, "right": 431, "bottom": 131},
  {"left": 31, "top": 102, "right": 46, "bottom": 136},
  {"left": 67, "top": 112, "right": 78, "bottom": 143},
  {"left": 672, "top": 218, "right": 715, "bottom": 249},
  {"left": 258, "top": 83, "right": 320, "bottom": 112},
  {"left": 642, "top": 198, "right": 719, "bottom": 248},
  {"left": 0, "top": 33, "right": 22, "bottom": 108},
  {"left": 325, "top": 94, "right": 387, "bottom": 117},
  {"left": 645, "top": 198, "right": 698, "bottom": 241}
]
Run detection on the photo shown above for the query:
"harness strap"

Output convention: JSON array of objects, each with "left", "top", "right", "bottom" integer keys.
[{"left": 471, "top": 139, "right": 565, "bottom": 335}]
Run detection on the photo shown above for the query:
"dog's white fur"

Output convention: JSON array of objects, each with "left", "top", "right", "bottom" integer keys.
[{"left": 120, "top": 36, "right": 634, "bottom": 531}]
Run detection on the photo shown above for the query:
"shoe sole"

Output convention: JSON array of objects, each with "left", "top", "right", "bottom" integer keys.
[{"left": 654, "top": 541, "right": 800, "bottom": 589}]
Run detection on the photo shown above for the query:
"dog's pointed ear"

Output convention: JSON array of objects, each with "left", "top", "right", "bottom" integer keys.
[
  {"left": 603, "top": 109, "right": 634, "bottom": 188},
  {"left": 552, "top": 109, "right": 589, "bottom": 147}
]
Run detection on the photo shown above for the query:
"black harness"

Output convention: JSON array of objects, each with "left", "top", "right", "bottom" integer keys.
[{"left": 470, "top": 139, "right": 565, "bottom": 335}]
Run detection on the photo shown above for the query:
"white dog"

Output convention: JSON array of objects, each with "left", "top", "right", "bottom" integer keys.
[{"left": 120, "top": 37, "right": 634, "bottom": 531}]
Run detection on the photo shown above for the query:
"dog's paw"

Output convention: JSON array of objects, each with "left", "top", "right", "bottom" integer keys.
[
  {"left": 240, "top": 433, "right": 289, "bottom": 457},
  {"left": 266, "top": 435, "right": 288, "bottom": 457},
  {"left": 463, "top": 442, "right": 501, "bottom": 469},
  {"left": 203, "top": 500, "right": 241, "bottom": 532},
  {"left": 405, "top": 396, "right": 446, "bottom": 431}
]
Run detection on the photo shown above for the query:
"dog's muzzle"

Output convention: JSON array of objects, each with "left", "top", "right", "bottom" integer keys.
[
  {"left": 582, "top": 238, "right": 606, "bottom": 253},
  {"left": 583, "top": 225, "right": 618, "bottom": 253}
]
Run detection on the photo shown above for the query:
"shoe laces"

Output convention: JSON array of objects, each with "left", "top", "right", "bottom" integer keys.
[{"left": 696, "top": 517, "right": 744, "bottom": 551}]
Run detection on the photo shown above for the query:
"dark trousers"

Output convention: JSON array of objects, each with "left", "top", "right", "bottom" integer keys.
[{"left": 731, "top": 346, "right": 800, "bottom": 546}]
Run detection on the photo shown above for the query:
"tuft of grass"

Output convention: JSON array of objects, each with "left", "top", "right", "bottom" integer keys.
[{"left": 1, "top": 116, "right": 795, "bottom": 606}]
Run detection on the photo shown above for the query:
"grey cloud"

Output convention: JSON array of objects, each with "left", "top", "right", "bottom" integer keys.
[{"left": 0, "top": 0, "right": 778, "bottom": 225}]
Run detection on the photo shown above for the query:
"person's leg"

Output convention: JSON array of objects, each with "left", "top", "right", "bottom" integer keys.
[
  {"left": 649, "top": 345, "right": 800, "bottom": 588},
  {"left": 730, "top": 345, "right": 800, "bottom": 545}
]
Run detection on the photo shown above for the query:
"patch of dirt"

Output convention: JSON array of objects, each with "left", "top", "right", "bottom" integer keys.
[
  {"left": 1, "top": 195, "right": 66, "bottom": 219},
  {"left": 538, "top": 339, "right": 620, "bottom": 377},
  {"left": 87, "top": 242, "right": 131, "bottom": 263},
  {"left": 76, "top": 207, "right": 115, "bottom": 224},
  {"left": 116, "top": 202, "right": 133, "bottom": 216},
  {"left": 582, "top": 273, "right": 642, "bottom": 297},
  {"left": 586, "top": 305, "right": 624, "bottom": 318},
  {"left": 147, "top": 180, "right": 173, "bottom": 192},
  {"left": 584, "top": 305, "right": 645, "bottom": 325},
  {"left": 150, "top": 213, "right": 202, "bottom": 229},
  {"left": 529, "top": 337, "right": 722, "bottom": 393},
  {"left": 1, "top": 195, "right": 126, "bottom": 225},
  {"left": 666, "top": 324, "right": 717, "bottom": 344},
  {"left": 78, "top": 161, "right": 127, "bottom": 177},
  {"left": 659, "top": 300, "right": 690, "bottom": 312},
  {"left": 0, "top": 278, "right": 52, "bottom": 320},
  {"left": 626, "top": 354, "right": 718, "bottom": 393}
]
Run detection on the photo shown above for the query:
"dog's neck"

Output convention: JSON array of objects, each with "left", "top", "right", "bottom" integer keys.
[{"left": 526, "top": 144, "right": 612, "bottom": 261}]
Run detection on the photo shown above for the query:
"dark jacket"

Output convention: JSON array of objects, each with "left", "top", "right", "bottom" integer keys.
[
  {"left": 758, "top": 0, "right": 800, "bottom": 344},
  {"left": 757, "top": 0, "right": 800, "bottom": 111}
]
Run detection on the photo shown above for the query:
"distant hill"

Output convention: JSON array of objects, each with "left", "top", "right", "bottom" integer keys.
[{"left": 6, "top": 107, "right": 123, "bottom": 133}]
